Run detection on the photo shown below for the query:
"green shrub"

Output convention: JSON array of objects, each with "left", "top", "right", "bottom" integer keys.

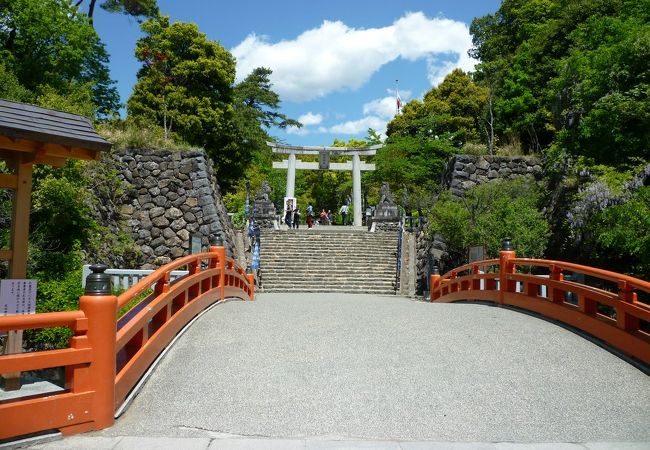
[{"left": 428, "top": 179, "right": 550, "bottom": 267}]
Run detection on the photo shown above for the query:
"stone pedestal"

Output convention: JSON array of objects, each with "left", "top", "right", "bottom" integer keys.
[
  {"left": 373, "top": 182, "right": 400, "bottom": 231},
  {"left": 253, "top": 182, "right": 277, "bottom": 229}
]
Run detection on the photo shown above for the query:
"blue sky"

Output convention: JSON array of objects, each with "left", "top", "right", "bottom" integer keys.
[{"left": 95, "top": 0, "right": 502, "bottom": 146}]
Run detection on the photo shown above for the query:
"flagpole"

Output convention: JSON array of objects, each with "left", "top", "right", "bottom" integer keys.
[{"left": 395, "top": 79, "right": 401, "bottom": 114}]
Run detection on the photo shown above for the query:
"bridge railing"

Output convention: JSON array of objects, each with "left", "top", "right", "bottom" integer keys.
[
  {"left": 430, "top": 240, "right": 650, "bottom": 366},
  {"left": 81, "top": 265, "right": 189, "bottom": 291},
  {"left": 0, "top": 245, "right": 254, "bottom": 441}
]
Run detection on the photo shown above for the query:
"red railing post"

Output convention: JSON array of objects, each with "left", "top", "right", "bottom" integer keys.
[
  {"left": 78, "top": 265, "right": 117, "bottom": 430},
  {"left": 429, "top": 265, "right": 441, "bottom": 302},
  {"left": 210, "top": 245, "right": 226, "bottom": 300},
  {"left": 549, "top": 264, "right": 565, "bottom": 304},
  {"left": 499, "top": 238, "right": 516, "bottom": 305},
  {"left": 617, "top": 280, "right": 639, "bottom": 332},
  {"left": 472, "top": 264, "right": 481, "bottom": 291},
  {"left": 247, "top": 273, "right": 255, "bottom": 300}
]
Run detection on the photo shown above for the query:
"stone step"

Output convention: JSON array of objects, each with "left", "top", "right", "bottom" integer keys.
[
  {"left": 261, "top": 267, "right": 395, "bottom": 273},
  {"left": 261, "top": 286, "right": 397, "bottom": 294},
  {"left": 262, "top": 268, "right": 395, "bottom": 274},
  {"left": 261, "top": 274, "right": 395, "bottom": 281},
  {"left": 262, "top": 236, "right": 397, "bottom": 242},
  {"left": 262, "top": 243, "right": 396, "bottom": 248},
  {"left": 261, "top": 256, "right": 396, "bottom": 263},
  {"left": 258, "top": 228, "right": 398, "bottom": 294}
]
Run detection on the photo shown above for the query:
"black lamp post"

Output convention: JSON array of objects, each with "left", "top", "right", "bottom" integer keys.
[{"left": 84, "top": 264, "right": 112, "bottom": 295}]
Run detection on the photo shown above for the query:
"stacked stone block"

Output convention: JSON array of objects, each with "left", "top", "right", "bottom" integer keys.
[
  {"left": 443, "top": 155, "right": 542, "bottom": 197},
  {"left": 108, "top": 149, "right": 237, "bottom": 269}
]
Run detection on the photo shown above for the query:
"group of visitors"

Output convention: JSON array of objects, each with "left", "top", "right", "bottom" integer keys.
[{"left": 285, "top": 203, "right": 351, "bottom": 228}]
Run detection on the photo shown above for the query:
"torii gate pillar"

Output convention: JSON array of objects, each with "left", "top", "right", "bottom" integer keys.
[
  {"left": 351, "top": 153, "right": 362, "bottom": 226},
  {"left": 286, "top": 152, "right": 296, "bottom": 198},
  {"left": 269, "top": 142, "right": 381, "bottom": 226}
]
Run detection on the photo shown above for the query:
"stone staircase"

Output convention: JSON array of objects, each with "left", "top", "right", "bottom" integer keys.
[{"left": 259, "top": 227, "right": 398, "bottom": 294}]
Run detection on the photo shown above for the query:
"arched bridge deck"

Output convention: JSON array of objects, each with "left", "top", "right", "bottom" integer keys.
[{"left": 84, "top": 293, "right": 649, "bottom": 443}]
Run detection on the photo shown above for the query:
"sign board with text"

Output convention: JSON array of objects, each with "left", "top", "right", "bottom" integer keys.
[
  {"left": 191, "top": 234, "right": 203, "bottom": 254},
  {"left": 1, "top": 279, "right": 37, "bottom": 316}
]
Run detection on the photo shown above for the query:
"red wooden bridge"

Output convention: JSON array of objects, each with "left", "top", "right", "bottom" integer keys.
[{"left": 0, "top": 240, "right": 649, "bottom": 444}]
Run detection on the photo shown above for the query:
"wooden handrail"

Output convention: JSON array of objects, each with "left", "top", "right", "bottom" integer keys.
[
  {"left": 511, "top": 258, "right": 650, "bottom": 294},
  {"left": 0, "top": 246, "right": 254, "bottom": 442},
  {"left": 0, "top": 310, "right": 86, "bottom": 331},
  {"left": 431, "top": 251, "right": 650, "bottom": 366}
]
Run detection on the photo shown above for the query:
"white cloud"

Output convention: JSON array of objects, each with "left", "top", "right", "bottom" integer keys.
[
  {"left": 286, "top": 126, "right": 310, "bottom": 136},
  {"left": 363, "top": 90, "right": 411, "bottom": 119},
  {"left": 286, "top": 111, "right": 324, "bottom": 135},
  {"left": 329, "top": 116, "right": 387, "bottom": 136},
  {"left": 232, "top": 12, "right": 475, "bottom": 102},
  {"left": 298, "top": 112, "right": 323, "bottom": 126}
]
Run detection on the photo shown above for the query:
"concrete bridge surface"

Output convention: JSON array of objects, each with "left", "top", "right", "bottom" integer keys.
[{"left": 29, "top": 293, "right": 649, "bottom": 449}]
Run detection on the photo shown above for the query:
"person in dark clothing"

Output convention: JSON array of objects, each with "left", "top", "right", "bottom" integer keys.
[
  {"left": 292, "top": 208, "right": 300, "bottom": 229},
  {"left": 284, "top": 208, "right": 292, "bottom": 227}
]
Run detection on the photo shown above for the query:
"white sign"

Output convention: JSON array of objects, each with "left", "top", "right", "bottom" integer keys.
[{"left": 0, "top": 279, "right": 37, "bottom": 316}]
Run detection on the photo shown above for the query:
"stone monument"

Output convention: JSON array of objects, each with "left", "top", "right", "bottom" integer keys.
[
  {"left": 253, "top": 181, "right": 277, "bottom": 228},
  {"left": 372, "top": 182, "right": 400, "bottom": 231}
]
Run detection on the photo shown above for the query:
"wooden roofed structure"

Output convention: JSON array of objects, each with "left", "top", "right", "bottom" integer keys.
[{"left": 0, "top": 99, "right": 111, "bottom": 390}]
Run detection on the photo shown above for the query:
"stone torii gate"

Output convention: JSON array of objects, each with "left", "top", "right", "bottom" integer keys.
[{"left": 268, "top": 142, "right": 381, "bottom": 226}]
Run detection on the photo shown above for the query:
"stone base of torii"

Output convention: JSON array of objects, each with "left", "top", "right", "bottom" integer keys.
[{"left": 268, "top": 142, "right": 381, "bottom": 227}]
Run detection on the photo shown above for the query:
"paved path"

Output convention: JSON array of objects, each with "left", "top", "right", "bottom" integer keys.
[{"left": 29, "top": 293, "right": 649, "bottom": 449}]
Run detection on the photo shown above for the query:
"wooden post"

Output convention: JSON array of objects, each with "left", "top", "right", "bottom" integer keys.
[
  {"left": 78, "top": 292, "right": 117, "bottom": 430},
  {"left": 499, "top": 238, "right": 516, "bottom": 305},
  {"left": 2, "top": 157, "right": 33, "bottom": 391},
  {"left": 210, "top": 246, "right": 226, "bottom": 300}
]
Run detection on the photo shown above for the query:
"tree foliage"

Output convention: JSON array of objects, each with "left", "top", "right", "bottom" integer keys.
[
  {"left": 0, "top": 0, "right": 119, "bottom": 117},
  {"left": 427, "top": 179, "right": 550, "bottom": 269},
  {"left": 74, "top": 0, "right": 159, "bottom": 25},
  {"left": 387, "top": 69, "right": 487, "bottom": 146},
  {"left": 127, "top": 16, "right": 239, "bottom": 183},
  {"left": 470, "top": 0, "right": 650, "bottom": 163}
]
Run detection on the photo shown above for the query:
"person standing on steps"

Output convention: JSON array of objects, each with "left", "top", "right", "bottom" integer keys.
[
  {"left": 339, "top": 203, "right": 349, "bottom": 226},
  {"left": 306, "top": 203, "right": 314, "bottom": 228},
  {"left": 292, "top": 208, "right": 300, "bottom": 229},
  {"left": 284, "top": 206, "right": 292, "bottom": 228}
]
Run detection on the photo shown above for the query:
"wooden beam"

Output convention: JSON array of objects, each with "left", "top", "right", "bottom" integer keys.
[
  {"left": 9, "top": 158, "right": 32, "bottom": 278},
  {"left": 3, "top": 157, "right": 33, "bottom": 391},
  {"left": 0, "top": 173, "right": 17, "bottom": 189},
  {"left": 0, "top": 249, "right": 12, "bottom": 261},
  {"left": 0, "top": 135, "right": 39, "bottom": 153},
  {"left": 0, "top": 136, "right": 100, "bottom": 163},
  {"left": 41, "top": 143, "right": 99, "bottom": 161}
]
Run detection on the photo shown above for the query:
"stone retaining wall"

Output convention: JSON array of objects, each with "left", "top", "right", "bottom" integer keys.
[
  {"left": 443, "top": 155, "right": 542, "bottom": 197},
  {"left": 94, "top": 148, "right": 238, "bottom": 270}
]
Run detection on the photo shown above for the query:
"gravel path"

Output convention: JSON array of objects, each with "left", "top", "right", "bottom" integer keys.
[{"left": 95, "top": 293, "right": 650, "bottom": 442}]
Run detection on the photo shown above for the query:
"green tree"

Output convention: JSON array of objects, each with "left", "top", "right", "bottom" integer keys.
[
  {"left": 470, "top": 0, "right": 649, "bottom": 162},
  {"left": 588, "top": 186, "right": 650, "bottom": 278},
  {"left": 428, "top": 179, "right": 550, "bottom": 267},
  {"left": 74, "top": 0, "right": 159, "bottom": 25},
  {"left": 0, "top": 62, "right": 32, "bottom": 102},
  {"left": 228, "top": 68, "right": 301, "bottom": 187},
  {"left": 127, "top": 16, "right": 239, "bottom": 183},
  {"left": 0, "top": 0, "right": 119, "bottom": 117},
  {"left": 387, "top": 69, "right": 487, "bottom": 146}
]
